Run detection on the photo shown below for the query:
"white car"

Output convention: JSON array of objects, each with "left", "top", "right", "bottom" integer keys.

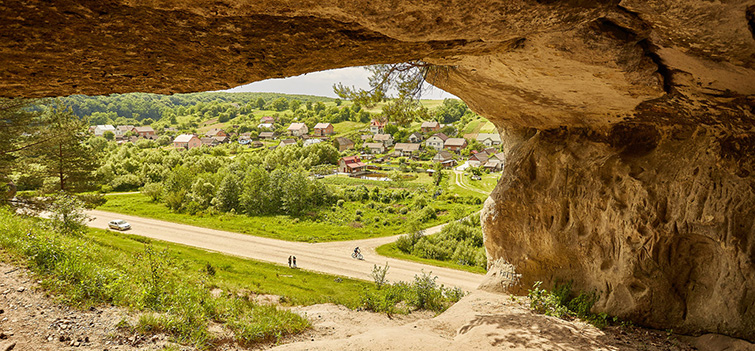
[{"left": 108, "top": 219, "right": 131, "bottom": 231}]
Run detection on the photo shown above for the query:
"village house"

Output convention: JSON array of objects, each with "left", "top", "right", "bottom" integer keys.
[
  {"left": 444, "top": 138, "right": 468, "bottom": 152},
  {"left": 408, "top": 132, "right": 424, "bottom": 143},
  {"left": 93, "top": 125, "right": 115, "bottom": 137},
  {"left": 260, "top": 116, "right": 275, "bottom": 124},
  {"left": 287, "top": 122, "right": 309, "bottom": 137},
  {"left": 259, "top": 131, "right": 276, "bottom": 140},
  {"left": 432, "top": 150, "right": 457, "bottom": 168},
  {"left": 373, "top": 133, "right": 394, "bottom": 147},
  {"left": 173, "top": 134, "right": 201, "bottom": 149},
  {"left": 205, "top": 128, "right": 227, "bottom": 138},
  {"left": 132, "top": 126, "right": 155, "bottom": 138},
  {"left": 251, "top": 141, "right": 264, "bottom": 148},
  {"left": 467, "top": 151, "right": 490, "bottom": 168},
  {"left": 279, "top": 138, "right": 298, "bottom": 147},
  {"left": 476, "top": 133, "right": 502, "bottom": 147},
  {"left": 334, "top": 137, "right": 355, "bottom": 151},
  {"left": 365, "top": 142, "right": 386, "bottom": 154},
  {"left": 257, "top": 123, "right": 274, "bottom": 129},
  {"left": 338, "top": 155, "right": 367, "bottom": 174},
  {"left": 420, "top": 121, "right": 441, "bottom": 133},
  {"left": 313, "top": 122, "right": 334, "bottom": 136},
  {"left": 369, "top": 119, "right": 386, "bottom": 134},
  {"left": 115, "top": 125, "right": 134, "bottom": 138},
  {"left": 393, "top": 143, "right": 421, "bottom": 157},
  {"left": 211, "top": 135, "right": 230, "bottom": 144},
  {"left": 484, "top": 152, "right": 505, "bottom": 172},
  {"left": 425, "top": 133, "right": 449, "bottom": 151},
  {"left": 201, "top": 137, "right": 219, "bottom": 147},
  {"left": 360, "top": 134, "right": 372, "bottom": 142}
]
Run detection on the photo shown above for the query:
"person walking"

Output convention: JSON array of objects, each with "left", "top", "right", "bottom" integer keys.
[
  {"left": 288, "top": 255, "right": 292, "bottom": 268},
  {"left": 292, "top": 256, "right": 297, "bottom": 268}
]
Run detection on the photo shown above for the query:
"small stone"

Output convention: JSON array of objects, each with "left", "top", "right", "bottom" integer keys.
[{"left": 16, "top": 287, "right": 24, "bottom": 293}]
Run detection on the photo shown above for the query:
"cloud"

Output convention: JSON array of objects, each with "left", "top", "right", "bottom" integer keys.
[{"left": 225, "top": 66, "right": 457, "bottom": 100}]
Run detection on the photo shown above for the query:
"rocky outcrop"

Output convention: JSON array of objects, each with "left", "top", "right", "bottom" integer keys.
[
  {"left": 0, "top": 0, "right": 753, "bottom": 341},
  {"left": 480, "top": 124, "right": 754, "bottom": 339}
]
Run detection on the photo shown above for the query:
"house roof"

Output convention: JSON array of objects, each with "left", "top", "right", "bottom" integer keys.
[
  {"left": 314, "top": 123, "right": 332, "bottom": 129},
  {"left": 360, "top": 134, "right": 372, "bottom": 140},
  {"left": 134, "top": 126, "right": 154, "bottom": 133},
  {"left": 444, "top": 138, "right": 467, "bottom": 147},
  {"left": 469, "top": 152, "right": 489, "bottom": 163},
  {"left": 257, "top": 123, "right": 274, "bottom": 129},
  {"left": 370, "top": 119, "right": 386, "bottom": 127},
  {"left": 260, "top": 116, "right": 274, "bottom": 122},
  {"left": 394, "top": 143, "right": 421, "bottom": 152},
  {"left": 346, "top": 162, "right": 367, "bottom": 169},
  {"left": 434, "top": 150, "right": 454, "bottom": 161},
  {"left": 116, "top": 125, "right": 134, "bottom": 131},
  {"left": 173, "top": 134, "right": 196, "bottom": 143},
  {"left": 200, "top": 137, "right": 217, "bottom": 145},
  {"left": 288, "top": 123, "right": 307, "bottom": 130},
  {"left": 365, "top": 142, "right": 385, "bottom": 149},
  {"left": 410, "top": 132, "right": 423, "bottom": 138},
  {"left": 95, "top": 125, "right": 115, "bottom": 131},
  {"left": 205, "top": 128, "right": 225, "bottom": 136},
  {"left": 430, "top": 133, "right": 449, "bottom": 141},
  {"left": 280, "top": 138, "right": 297, "bottom": 145},
  {"left": 421, "top": 121, "right": 440, "bottom": 128},
  {"left": 374, "top": 133, "right": 392, "bottom": 141},
  {"left": 476, "top": 133, "right": 501, "bottom": 143},
  {"left": 259, "top": 131, "right": 275, "bottom": 137},
  {"left": 336, "top": 137, "right": 354, "bottom": 145}
]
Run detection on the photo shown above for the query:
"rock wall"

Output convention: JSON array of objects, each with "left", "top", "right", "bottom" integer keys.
[
  {"left": 480, "top": 124, "right": 755, "bottom": 339},
  {"left": 1, "top": 0, "right": 753, "bottom": 341}
]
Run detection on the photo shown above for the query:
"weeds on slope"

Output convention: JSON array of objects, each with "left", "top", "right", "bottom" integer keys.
[
  {"left": 528, "top": 280, "right": 608, "bottom": 328},
  {"left": 0, "top": 208, "right": 376, "bottom": 349}
]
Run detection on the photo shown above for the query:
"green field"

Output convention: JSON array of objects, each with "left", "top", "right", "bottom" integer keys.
[{"left": 376, "top": 242, "right": 486, "bottom": 274}]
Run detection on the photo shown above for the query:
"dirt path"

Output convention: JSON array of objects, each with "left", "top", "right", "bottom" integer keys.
[{"left": 86, "top": 210, "right": 484, "bottom": 291}]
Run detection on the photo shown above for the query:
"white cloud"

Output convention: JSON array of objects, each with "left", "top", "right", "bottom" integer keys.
[{"left": 225, "top": 66, "right": 457, "bottom": 100}]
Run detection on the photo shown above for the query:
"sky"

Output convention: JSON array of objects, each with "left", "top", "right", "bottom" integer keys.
[{"left": 225, "top": 66, "right": 458, "bottom": 100}]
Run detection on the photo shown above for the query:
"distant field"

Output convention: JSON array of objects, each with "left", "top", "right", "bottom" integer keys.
[{"left": 332, "top": 121, "right": 368, "bottom": 135}]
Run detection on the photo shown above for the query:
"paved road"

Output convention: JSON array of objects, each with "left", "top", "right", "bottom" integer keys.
[{"left": 88, "top": 210, "right": 485, "bottom": 291}]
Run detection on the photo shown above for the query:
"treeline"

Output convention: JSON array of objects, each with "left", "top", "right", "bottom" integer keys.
[
  {"left": 395, "top": 216, "right": 486, "bottom": 268},
  {"left": 56, "top": 92, "right": 334, "bottom": 125}
]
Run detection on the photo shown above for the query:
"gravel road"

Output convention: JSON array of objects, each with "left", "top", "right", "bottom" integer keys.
[{"left": 87, "top": 210, "right": 484, "bottom": 291}]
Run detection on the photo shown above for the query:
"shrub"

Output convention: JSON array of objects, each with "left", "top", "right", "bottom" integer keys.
[
  {"left": 370, "top": 262, "right": 389, "bottom": 289},
  {"left": 141, "top": 182, "right": 163, "bottom": 202},
  {"left": 528, "top": 281, "right": 569, "bottom": 318}
]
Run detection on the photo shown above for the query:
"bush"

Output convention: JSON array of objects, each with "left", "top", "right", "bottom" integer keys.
[
  {"left": 527, "top": 281, "right": 607, "bottom": 328},
  {"left": 141, "top": 183, "right": 163, "bottom": 202}
]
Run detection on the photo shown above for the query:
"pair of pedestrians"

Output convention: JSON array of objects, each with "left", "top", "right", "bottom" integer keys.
[{"left": 287, "top": 255, "right": 297, "bottom": 268}]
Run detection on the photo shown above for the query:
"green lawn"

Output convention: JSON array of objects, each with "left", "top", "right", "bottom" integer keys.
[
  {"left": 90, "top": 228, "right": 372, "bottom": 308},
  {"left": 376, "top": 242, "right": 486, "bottom": 274},
  {"left": 99, "top": 192, "right": 479, "bottom": 242}
]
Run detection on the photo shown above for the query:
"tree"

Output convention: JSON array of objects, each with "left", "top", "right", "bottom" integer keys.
[
  {"left": 433, "top": 162, "right": 444, "bottom": 187},
  {"left": 434, "top": 99, "right": 468, "bottom": 124},
  {"left": 103, "top": 130, "right": 115, "bottom": 141},
  {"left": 289, "top": 99, "right": 301, "bottom": 112},
  {"left": 48, "top": 192, "right": 91, "bottom": 234},
  {"left": 35, "top": 104, "right": 101, "bottom": 193},
  {"left": 271, "top": 97, "right": 289, "bottom": 112},
  {"left": 255, "top": 97, "right": 265, "bottom": 109},
  {"left": 0, "top": 98, "right": 43, "bottom": 193}
]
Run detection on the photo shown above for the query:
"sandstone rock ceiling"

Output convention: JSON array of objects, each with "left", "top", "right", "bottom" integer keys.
[{"left": 2, "top": 0, "right": 755, "bottom": 342}]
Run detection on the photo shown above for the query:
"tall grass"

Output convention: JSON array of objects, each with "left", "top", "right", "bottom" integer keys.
[{"left": 0, "top": 208, "right": 385, "bottom": 349}]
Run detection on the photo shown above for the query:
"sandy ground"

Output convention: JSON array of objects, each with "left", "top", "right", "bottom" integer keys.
[{"left": 86, "top": 210, "right": 483, "bottom": 291}]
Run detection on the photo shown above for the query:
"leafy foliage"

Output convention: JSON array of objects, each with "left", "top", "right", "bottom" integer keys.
[{"left": 528, "top": 281, "right": 608, "bottom": 328}]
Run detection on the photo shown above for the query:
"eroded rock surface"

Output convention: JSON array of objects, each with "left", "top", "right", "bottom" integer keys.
[{"left": 0, "top": 0, "right": 753, "bottom": 341}]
